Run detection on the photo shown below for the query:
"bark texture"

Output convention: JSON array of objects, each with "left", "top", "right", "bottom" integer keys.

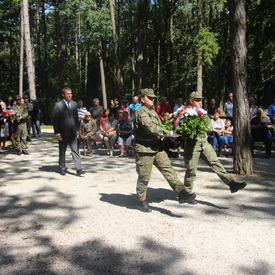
[{"left": 229, "top": 0, "right": 253, "bottom": 175}]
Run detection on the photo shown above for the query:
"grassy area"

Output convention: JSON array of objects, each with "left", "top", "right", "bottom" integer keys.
[{"left": 41, "top": 124, "right": 53, "bottom": 129}]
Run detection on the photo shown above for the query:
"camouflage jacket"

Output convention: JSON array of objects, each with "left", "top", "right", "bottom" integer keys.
[
  {"left": 24, "top": 102, "right": 33, "bottom": 117},
  {"left": 134, "top": 105, "right": 170, "bottom": 153},
  {"left": 12, "top": 104, "right": 29, "bottom": 125}
]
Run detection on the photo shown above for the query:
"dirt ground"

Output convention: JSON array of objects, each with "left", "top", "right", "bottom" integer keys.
[{"left": 0, "top": 129, "right": 274, "bottom": 275}]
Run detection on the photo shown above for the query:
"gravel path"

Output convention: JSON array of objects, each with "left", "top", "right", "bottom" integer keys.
[{"left": 0, "top": 129, "right": 274, "bottom": 275}]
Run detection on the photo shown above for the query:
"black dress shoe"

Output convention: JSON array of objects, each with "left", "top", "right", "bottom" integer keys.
[
  {"left": 138, "top": 201, "right": 152, "bottom": 212},
  {"left": 178, "top": 190, "right": 196, "bottom": 204},
  {"left": 229, "top": 181, "right": 247, "bottom": 193},
  {"left": 22, "top": 150, "right": 29, "bottom": 155},
  {"left": 17, "top": 151, "right": 22, "bottom": 155},
  {"left": 76, "top": 169, "right": 86, "bottom": 176}
]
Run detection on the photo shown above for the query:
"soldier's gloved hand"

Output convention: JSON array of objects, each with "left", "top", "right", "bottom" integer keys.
[{"left": 170, "top": 131, "right": 181, "bottom": 137}]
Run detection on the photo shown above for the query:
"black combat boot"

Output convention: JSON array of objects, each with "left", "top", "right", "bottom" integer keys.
[
  {"left": 138, "top": 201, "right": 152, "bottom": 212},
  {"left": 229, "top": 181, "right": 247, "bottom": 193},
  {"left": 178, "top": 190, "right": 196, "bottom": 204}
]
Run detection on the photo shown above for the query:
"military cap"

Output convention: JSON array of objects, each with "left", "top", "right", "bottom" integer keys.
[
  {"left": 140, "top": 88, "right": 157, "bottom": 98},
  {"left": 188, "top": 91, "right": 204, "bottom": 99},
  {"left": 15, "top": 95, "right": 22, "bottom": 100},
  {"left": 23, "top": 95, "right": 29, "bottom": 99}
]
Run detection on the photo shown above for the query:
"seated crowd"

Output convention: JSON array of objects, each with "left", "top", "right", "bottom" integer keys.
[
  {"left": 77, "top": 94, "right": 274, "bottom": 159},
  {"left": 1, "top": 94, "right": 274, "bottom": 158}
]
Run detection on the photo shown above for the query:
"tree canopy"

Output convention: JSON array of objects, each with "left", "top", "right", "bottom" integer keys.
[{"left": 0, "top": 0, "right": 274, "bottom": 123}]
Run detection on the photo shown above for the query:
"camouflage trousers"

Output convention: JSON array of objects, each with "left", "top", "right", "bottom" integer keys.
[
  {"left": 183, "top": 137, "right": 234, "bottom": 193},
  {"left": 14, "top": 123, "right": 27, "bottom": 151},
  {"left": 135, "top": 150, "right": 185, "bottom": 202}
]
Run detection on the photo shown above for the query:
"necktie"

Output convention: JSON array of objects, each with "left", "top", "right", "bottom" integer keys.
[{"left": 68, "top": 102, "right": 71, "bottom": 109}]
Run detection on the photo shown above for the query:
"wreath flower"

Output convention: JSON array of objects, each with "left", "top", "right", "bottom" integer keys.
[
  {"left": 1, "top": 110, "right": 20, "bottom": 119},
  {"left": 161, "top": 106, "right": 211, "bottom": 139}
]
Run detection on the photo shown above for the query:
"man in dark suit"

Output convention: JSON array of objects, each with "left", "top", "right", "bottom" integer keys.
[{"left": 53, "top": 87, "right": 85, "bottom": 176}]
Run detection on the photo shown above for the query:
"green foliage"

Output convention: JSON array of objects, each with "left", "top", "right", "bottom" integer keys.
[
  {"left": 194, "top": 27, "right": 220, "bottom": 66},
  {"left": 175, "top": 115, "right": 211, "bottom": 139},
  {"left": 161, "top": 120, "right": 174, "bottom": 131}
]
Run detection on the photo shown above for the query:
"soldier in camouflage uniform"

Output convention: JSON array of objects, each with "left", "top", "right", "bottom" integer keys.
[
  {"left": 23, "top": 95, "right": 33, "bottom": 141},
  {"left": 12, "top": 95, "right": 29, "bottom": 155},
  {"left": 133, "top": 88, "right": 195, "bottom": 212},
  {"left": 183, "top": 91, "right": 247, "bottom": 203}
]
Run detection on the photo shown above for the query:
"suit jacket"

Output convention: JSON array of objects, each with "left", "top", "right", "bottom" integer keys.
[{"left": 53, "top": 99, "right": 79, "bottom": 137}]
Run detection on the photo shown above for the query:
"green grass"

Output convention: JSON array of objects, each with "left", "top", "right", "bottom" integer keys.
[{"left": 41, "top": 124, "right": 53, "bottom": 129}]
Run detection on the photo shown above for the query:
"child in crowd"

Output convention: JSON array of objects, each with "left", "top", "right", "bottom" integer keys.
[{"left": 223, "top": 119, "right": 233, "bottom": 145}]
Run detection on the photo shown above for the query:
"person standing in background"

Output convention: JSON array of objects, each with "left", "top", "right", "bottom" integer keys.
[
  {"left": 77, "top": 99, "right": 87, "bottom": 122},
  {"left": 207, "top": 98, "right": 219, "bottom": 119},
  {"left": 249, "top": 97, "right": 258, "bottom": 120},
  {"left": 156, "top": 96, "right": 172, "bottom": 121},
  {"left": 12, "top": 95, "right": 29, "bottom": 155},
  {"left": 31, "top": 99, "right": 41, "bottom": 137},
  {"left": 89, "top": 98, "right": 103, "bottom": 130},
  {"left": 224, "top": 93, "right": 234, "bottom": 123},
  {"left": 173, "top": 97, "right": 185, "bottom": 112},
  {"left": 129, "top": 96, "right": 142, "bottom": 120},
  {"left": 267, "top": 97, "right": 275, "bottom": 124}
]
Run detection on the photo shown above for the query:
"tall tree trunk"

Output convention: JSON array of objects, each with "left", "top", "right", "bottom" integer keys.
[
  {"left": 157, "top": 40, "right": 160, "bottom": 96},
  {"left": 131, "top": 7, "right": 136, "bottom": 96},
  {"left": 98, "top": 40, "right": 107, "bottom": 109},
  {"left": 42, "top": 0, "right": 50, "bottom": 124},
  {"left": 167, "top": 10, "right": 174, "bottom": 104},
  {"left": 109, "top": 0, "right": 123, "bottom": 101},
  {"left": 136, "top": 0, "right": 146, "bottom": 94},
  {"left": 228, "top": 0, "right": 253, "bottom": 175},
  {"left": 196, "top": 0, "right": 203, "bottom": 94},
  {"left": 84, "top": 45, "right": 89, "bottom": 100},
  {"left": 22, "top": 0, "right": 36, "bottom": 99},
  {"left": 19, "top": 9, "right": 24, "bottom": 97},
  {"left": 35, "top": 0, "right": 42, "bottom": 99},
  {"left": 54, "top": 0, "right": 64, "bottom": 91},
  {"left": 75, "top": 11, "right": 82, "bottom": 82}
]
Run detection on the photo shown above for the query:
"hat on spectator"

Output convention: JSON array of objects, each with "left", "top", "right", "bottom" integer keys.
[
  {"left": 189, "top": 91, "right": 204, "bottom": 99},
  {"left": 15, "top": 95, "right": 22, "bottom": 100},
  {"left": 140, "top": 88, "right": 157, "bottom": 98},
  {"left": 23, "top": 95, "right": 29, "bottom": 99},
  {"left": 123, "top": 99, "right": 129, "bottom": 103}
]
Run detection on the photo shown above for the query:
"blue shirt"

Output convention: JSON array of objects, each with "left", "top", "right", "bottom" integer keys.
[
  {"left": 129, "top": 102, "right": 142, "bottom": 118},
  {"left": 267, "top": 103, "right": 275, "bottom": 118},
  {"left": 224, "top": 101, "right": 233, "bottom": 118}
]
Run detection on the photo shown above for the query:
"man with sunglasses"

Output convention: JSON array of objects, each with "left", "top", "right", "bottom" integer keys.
[
  {"left": 78, "top": 111, "right": 99, "bottom": 156},
  {"left": 133, "top": 88, "right": 195, "bottom": 212}
]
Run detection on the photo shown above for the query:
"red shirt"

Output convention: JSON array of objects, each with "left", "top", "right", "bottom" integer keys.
[{"left": 156, "top": 103, "right": 172, "bottom": 120}]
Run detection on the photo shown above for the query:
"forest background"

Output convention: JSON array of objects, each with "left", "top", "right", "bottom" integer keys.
[{"left": 0, "top": 0, "right": 274, "bottom": 125}]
